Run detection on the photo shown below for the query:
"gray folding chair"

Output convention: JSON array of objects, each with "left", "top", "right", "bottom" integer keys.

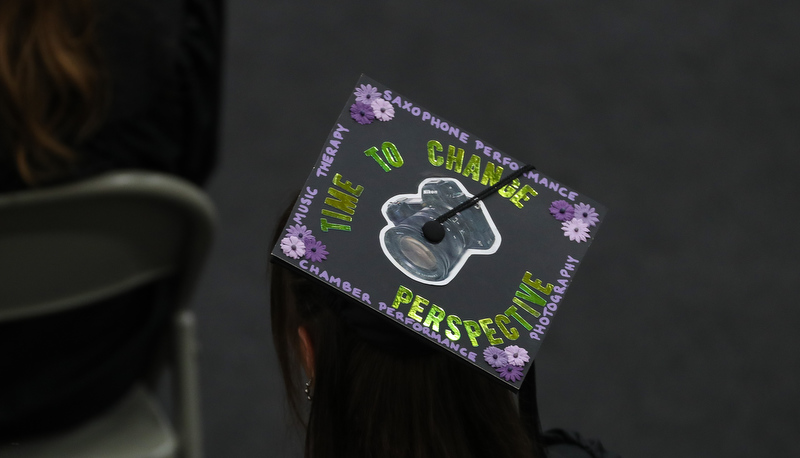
[{"left": 0, "top": 171, "right": 216, "bottom": 458}]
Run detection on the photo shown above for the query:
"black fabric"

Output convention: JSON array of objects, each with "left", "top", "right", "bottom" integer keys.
[
  {"left": 74, "top": 0, "right": 222, "bottom": 187},
  {"left": 0, "top": 0, "right": 222, "bottom": 439}
]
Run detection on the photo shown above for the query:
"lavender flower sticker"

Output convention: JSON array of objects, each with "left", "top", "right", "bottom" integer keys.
[
  {"left": 483, "top": 346, "right": 509, "bottom": 368},
  {"left": 354, "top": 84, "right": 381, "bottom": 103},
  {"left": 562, "top": 218, "right": 591, "bottom": 243},
  {"left": 304, "top": 238, "right": 329, "bottom": 263},
  {"left": 371, "top": 98, "right": 395, "bottom": 122},
  {"left": 287, "top": 224, "right": 312, "bottom": 239},
  {"left": 573, "top": 203, "right": 599, "bottom": 227},
  {"left": 350, "top": 102, "right": 374, "bottom": 125},
  {"left": 280, "top": 236, "right": 306, "bottom": 259},
  {"left": 496, "top": 364, "right": 524, "bottom": 382},
  {"left": 549, "top": 200, "right": 575, "bottom": 222},
  {"left": 504, "top": 345, "right": 530, "bottom": 367}
]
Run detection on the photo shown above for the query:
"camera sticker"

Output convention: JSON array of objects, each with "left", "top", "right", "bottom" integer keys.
[{"left": 379, "top": 177, "right": 502, "bottom": 286}]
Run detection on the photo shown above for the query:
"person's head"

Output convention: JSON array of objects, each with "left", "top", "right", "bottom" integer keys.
[
  {"left": 0, "top": 0, "right": 106, "bottom": 186},
  {"left": 270, "top": 208, "right": 544, "bottom": 458}
]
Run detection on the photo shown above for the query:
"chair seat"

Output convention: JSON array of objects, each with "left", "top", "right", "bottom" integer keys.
[{"left": 0, "top": 385, "right": 178, "bottom": 458}]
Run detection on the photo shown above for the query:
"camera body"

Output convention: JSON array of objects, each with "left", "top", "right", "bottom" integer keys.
[{"left": 380, "top": 178, "right": 502, "bottom": 285}]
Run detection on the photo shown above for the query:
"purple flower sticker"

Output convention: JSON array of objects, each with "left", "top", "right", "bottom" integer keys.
[
  {"left": 287, "top": 224, "right": 312, "bottom": 239},
  {"left": 549, "top": 200, "right": 575, "bottom": 221},
  {"left": 562, "top": 218, "right": 591, "bottom": 243},
  {"left": 354, "top": 84, "right": 381, "bottom": 103},
  {"left": 483, "top": 346, "right": 508, "bottom": 368},
  {"left": 573, "top": 203, "right": 599, "bottom": 227},
  {"left": 496, "top": 364, "right": 524, "bottom": 382},
  {"left": 304, "top": 238, "right": 329, "bottom": 262},
  {"left": 280, "top": 236, "right": 305, "bottom": 259},
  {"left": 504, "top": 345, "right": 530, "bottom": 367},
  {"left": 350, "top": 102, "right": 374, "bottom": 125},
  {"left": 371, "top": 98, "right": 395, "bottom": 122}
]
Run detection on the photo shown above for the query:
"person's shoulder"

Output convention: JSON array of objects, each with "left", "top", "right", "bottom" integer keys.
[{"left": 542, "top": 428, "right": 621, "bottom": 458}]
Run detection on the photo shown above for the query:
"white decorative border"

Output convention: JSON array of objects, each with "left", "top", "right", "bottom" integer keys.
[{"left": 379, "top": 177, "right": 502, "bottom": 286}]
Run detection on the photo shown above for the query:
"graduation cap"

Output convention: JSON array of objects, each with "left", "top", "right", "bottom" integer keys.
[{"left": 270, "top": 75, "right": 606, "bottom": 391}]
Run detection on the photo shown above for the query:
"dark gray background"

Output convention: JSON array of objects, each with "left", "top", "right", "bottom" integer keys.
[{"left": 193, "top": 1, "right": 799, "bottom": 456}]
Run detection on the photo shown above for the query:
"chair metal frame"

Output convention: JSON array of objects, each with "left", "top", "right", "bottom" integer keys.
[{"left": 0, "top": 170, "right": 216, "bottom": 458}]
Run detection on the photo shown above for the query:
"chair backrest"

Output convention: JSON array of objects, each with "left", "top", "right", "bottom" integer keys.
[{"left": 0, "top": 170, "right": 216, "bottom": 322}]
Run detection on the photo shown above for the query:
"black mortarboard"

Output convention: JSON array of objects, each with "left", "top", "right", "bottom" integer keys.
[{"left": 270, "top": 75, "right": 606, "bottom": 391}]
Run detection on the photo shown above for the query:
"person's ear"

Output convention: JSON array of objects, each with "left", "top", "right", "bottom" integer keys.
[{"left": 297, "top": 326, "right": 315, "bottom": 379}]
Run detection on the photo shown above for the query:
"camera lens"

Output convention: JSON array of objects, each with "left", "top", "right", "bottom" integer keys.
[
  {"left": 399, "top": 236, "right": 438, "bottom": 270},
  {"left": 383, "top": 225, "right": 449, "bottom": 282},
  {"left": 380, "top": 178, "right": 500, "bottom": 284}
]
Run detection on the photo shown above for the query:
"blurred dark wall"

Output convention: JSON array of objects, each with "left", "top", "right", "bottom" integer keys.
[{"left": 194, "top": 1, "right": 800, "bottom": 456}]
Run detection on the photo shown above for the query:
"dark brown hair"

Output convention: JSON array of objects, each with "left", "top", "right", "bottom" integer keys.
[
  {"left": 0, "top": 0, "right": 106, "bottom": 185},
  {"left": 270, "top": 209, "right": 545, "bottom": 458}
]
